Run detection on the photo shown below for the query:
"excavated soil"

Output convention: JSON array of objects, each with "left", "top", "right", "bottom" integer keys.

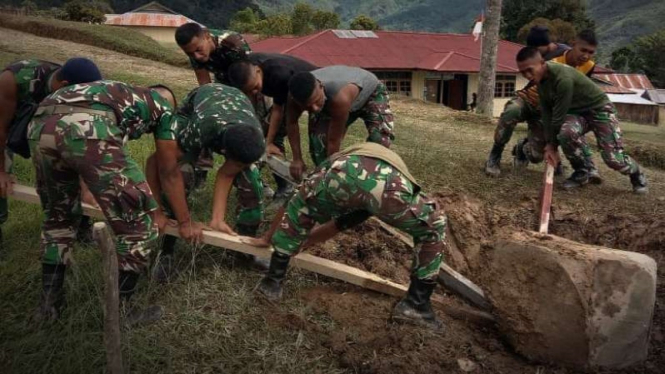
[{"left": 300, "top": 188, "right": 664, "bottom": 373}]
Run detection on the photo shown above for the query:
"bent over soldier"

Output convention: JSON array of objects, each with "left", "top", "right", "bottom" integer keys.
[
  {"left": 249, "top": 142, "right": 447, "bottom": 330},
  {"left": 28, "top": 81, "right": 177, "bottom": 323}
]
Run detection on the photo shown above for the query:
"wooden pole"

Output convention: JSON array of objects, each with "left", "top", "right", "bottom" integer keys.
[
  {"left": 93, "top": 222, "right": 123, "bottom": 374},
  {"left": 539, "top": 163, "right": 555, "bottom": 234},
  {"left": 475, "top": 0, "right": 503, "bottom": 118}
]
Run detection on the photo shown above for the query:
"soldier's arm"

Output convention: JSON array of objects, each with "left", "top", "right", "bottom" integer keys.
[
  {"left": 326, "top": 85, "right": 357, "bottom": 156},
  {"left": 266, "top": 103, "right": 284, "bottom": 155},
  {"left": 550, "top": 77, "right": 574, "bottom": 143},
  {"left": 195, "top": 69, "right": 212, "bottom": 86},
  {"left": 209, "top": 159, "right": 246, "bottom": 235},
  {"left": 285, "top": 97, "right": 305, "bottom": 162},
  {"left": 0, "top": 71, "right": 18, "bottom": 196}
]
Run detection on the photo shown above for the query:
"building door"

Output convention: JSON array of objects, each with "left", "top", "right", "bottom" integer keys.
[
  {"left": 447, "top": 80, "right": 465, "bottom": 110},
  {"left": 425, "top": 79, "right": 441, "bottom": 103}
]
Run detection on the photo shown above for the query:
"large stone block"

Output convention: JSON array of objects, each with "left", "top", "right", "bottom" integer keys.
[{"left": 482, "top": 231, "right": 657, "bottom": 370}]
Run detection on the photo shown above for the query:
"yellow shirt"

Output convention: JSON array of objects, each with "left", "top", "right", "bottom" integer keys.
[{"left": 552, "top": 51, "right": 595, "bottom": 77}]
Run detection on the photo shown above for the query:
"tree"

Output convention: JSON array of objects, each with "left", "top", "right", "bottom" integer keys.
[
  {"left": 21, "top": 0, "right": 38, "bottom": 15},
  {"left": 312, "top": 10, "right": 340, "bottom": 30},
  {"left": 631, "top": 30, "right": 665, "bottom": 88},
  {"left": 64, "top": 0, "right": 106, "bottom": 23},
  {"left": 477, "top": 0, "right": 503, "bottom": 118},
  {"left": 609, "top": 47, "right": 640, "bottom": 73},
  {"left": 291, "top": 3, "right": 314, "bottom": 36},
  {"left": 350, "top": 15, "right": 380, "bottom": 31},
  {"left": 502, "top": 0, "right": 594, "bottom": 42},
  {"left": 517, "top": 17, "right": 576, "bottom": 45},
  {"left": 230, "top": 7, "right": 261, "bottom": 33},
  {"left": 256, "top": 14, "right": 293, "bottom": 37}
]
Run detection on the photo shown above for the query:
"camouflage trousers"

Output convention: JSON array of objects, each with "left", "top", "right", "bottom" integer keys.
[
  {"left": 0, "top": 150, "right": 13, "bottom": 225},
  {"left": 162, "top": 159, "right": 264, "bottom": 227},
  {"left": 272, "top": 155, "right": 446, "bottom": 281},
  {"left": 308, "top": 83, "right": 395, "bottom": 165},
  {"left": 558, "top": 103, "right": 639, "bottom": 175},
  {"left": 29, "top": 113, "right": 158, "bottom": 273},
  {"left": 493, "top": 97, "right": 542, "bottom": 150}
]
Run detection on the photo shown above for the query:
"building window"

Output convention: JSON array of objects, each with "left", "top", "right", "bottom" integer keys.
[
  {"left": 494, "top": 75, "right": 517, "bottom": 98},
  {"left": 374, "top": 71, "right": 412, "bottom": 96}
]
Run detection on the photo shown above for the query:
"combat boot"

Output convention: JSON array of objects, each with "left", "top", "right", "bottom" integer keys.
[
  {"left": 630, "top": 171, "right": 648, "bottom": 195},
  {"left": 255, "top": 251, "right": 291, "bottom": 302},
  {"left": 152, "top": 235, "right": 177, "bottom": 284},
  {"left": 119, "top": 270, "right": 163, "bottom": 326},
  {"left": 235, "top": 224, "right": 270, "bottom": 271},
  {"left": 563, "top": 170, "right": 590, "bottom": 190},
  {"left": 585, "top": 158, "right": 602, "bottom": 185},
  {"left": 554, "top": 162, "right": 564, "bottom": 176},
  {"left": 392, "top": 276, "right": 442, "bottom": 330},
  {"left": 76, "top": 216, "right": 94, "bottom": 245},
  {"left": 274, "top": 175, "right": 295, "bottom": 200},
  {"left": 512, "top": 138, "right": 529, "bottom": 170},
  {"left": 485, "top": 144, "right": 503, "bottom": 177},
  {"left": 35, "top": 264, "right": 66, "bottom": 322}
]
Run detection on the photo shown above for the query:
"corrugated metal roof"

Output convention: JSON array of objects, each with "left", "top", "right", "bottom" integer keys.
[
  {"left": 607, "top": 93, "right": 657, "bottom": 106},
  {"left": 593, "top": 73, "right": 655, "bottom": 90},
  {"left": 643, "top": 89, "right": 665, "bottom": 104},
  {"left": 251, "top": 30, "right": 523, "bottom": 73},
  {"left": 105, "top": 13, "right": 197, "bottom": 27}
]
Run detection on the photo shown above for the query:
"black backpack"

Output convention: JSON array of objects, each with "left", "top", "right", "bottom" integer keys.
[{"left": 7, "top": 102, "right": 39, "bottom": 159}]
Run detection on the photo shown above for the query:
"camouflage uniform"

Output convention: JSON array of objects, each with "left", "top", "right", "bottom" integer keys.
[
  {"left": 272, "top": 149, "right": 446, "bottom": 281},
  {"left": 309, "top": 83, "right": 395, "bottom": 165},
  {"left": 558, "top": 103, "right": 639, "bottom": 175},
  {"left": 28, "top": 81, "right": 174, "bottom": 273},
  {"left": 169, "top": 84, "right": 265, "bottom": 227},
  {"left": 189, "top": 29, "right": 252, "bottom": 85},
  {"left": 1, "top": 60, "right": 61, "bottom": 225}
]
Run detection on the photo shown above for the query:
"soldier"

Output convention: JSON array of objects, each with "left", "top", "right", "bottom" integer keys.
[
  {"left": 227, "top": 53, "right": 318, "bottom": 198},
  {"left": 246, "top": 142, "right": 446, "bottom": 330},
  {"left": 175, "top": 22, "right": 251, "bottom": 85},
  {"left": 484, "top": 27, "right": 599, "bottom": 182},
  {"left": 515, "top": 47, "right": 648, "bottom": 193},
  {"left": 0, "top": 58, "right": 102, "bottom": 254},
  {"left": 146, "top": 83, "right": 268, "bottom": 280},
  {"left": 286, "top": 66, "right": 395, "bottom": 181},
  {"left": 28, "top": 80, "right": 190, "bottom": 323}
]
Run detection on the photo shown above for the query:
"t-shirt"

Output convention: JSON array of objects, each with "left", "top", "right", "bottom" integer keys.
[
  {"left": 189, "top": 29, "right": 252, "bottom": 84},
  {"left": 249, "top": 53, "right": 317, "bottom": 106},
  {"left": 30, "top": 80, "right": 175, "bottom": 142},
  {"left": 538, "top": 62, "right": 610, "bottom": 144},
  {"left": 552, "top": 51, "right": 595, "bottom": 77},
  {"left": 4, "top": 59, "right": 60, "bottom": 107},
  {"left": 542, "top": 43, "right": 570, "bottom": 60},
  {"left": 312, "top": 66, "right": 380, "bottom": 113},
  {"left": 172, "top": 83, "right": 262, "bottom": 161}
]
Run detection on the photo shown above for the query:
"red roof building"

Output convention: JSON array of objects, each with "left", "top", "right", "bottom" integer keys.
[
  {"left": 105, "top": 2, "right": 200, "bottom": 43},
  {"left": 251, "top": 29, "right": 529, "bottom": 113}
]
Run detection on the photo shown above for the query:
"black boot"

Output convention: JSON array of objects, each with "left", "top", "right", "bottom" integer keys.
[
  {"left": 630, "top": 171, "right": 648, "bottom": 195},
  {"left": 585, "top": 157, "right": 602, "bottom": 185},
  {"left": 255, "top": 251, "right": 291, "bottom": 302},
  {"left": 512, "top": 138, "right": 529, "bottom": 170},
  {"left": 554, "top": 161, "right": 564, "bottom": 176},
  {"left": 273, "top": 175, "right": 295, "bottom": 199},
  {"left": 119, "top": 271, "right": 163, "bottom": 326},
  {"left": 235, "top": 224, "right": 270, "bottom": 271},
  {"left": 35, "top": 264, "right": 66, "bottom": 322},
  {"left": 485, "top": 144, "right": 503, "bottom": 177},
  {"left": 563, "top": 170, "right": 590, "bottom": 190},
  {"left": 152, "top": 235, "right": 177, "bottom": 284},
  {"left": 76, "top": 216, "right": 94, "bottom": 245},
  {"left": 392, "top": 277, "right": 442, "bottom": 330}
]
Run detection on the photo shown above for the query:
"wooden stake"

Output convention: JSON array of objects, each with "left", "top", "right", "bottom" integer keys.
[
  {"left": 539, "top": 163, "right": 555, "bottom": 234},
  {"left": 93, "top": 222, "right": 123, "bottom": 374}
]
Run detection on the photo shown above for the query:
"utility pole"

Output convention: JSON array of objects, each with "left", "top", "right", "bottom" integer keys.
[{"left": 476, "top": 0, "right": 503, "bottom": 118}]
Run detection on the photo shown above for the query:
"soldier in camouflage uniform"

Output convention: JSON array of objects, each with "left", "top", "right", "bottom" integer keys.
[
  {"left": 516, "top": 48, "right": 647, "bottom": 194},
  {"left": 286, "top": 66, "right": 395, "bottom": 181},
  {"left": 0, "top": 58, "right": 102, "bottom": 254},
  {"left": 485, "top": 28, "right": 600, "bottom": 180},
  {"left": 249, "top": 142, "right": 446, "bottom": 330},
  {"left": 28, "top": 80, "right": 182, "bottom": 322},
  {"left": 146, "top": 83, "right": 268, "bottom": 278}
]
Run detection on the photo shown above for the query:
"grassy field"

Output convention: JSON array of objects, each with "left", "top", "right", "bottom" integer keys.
[{"left": 1, "top": 26, "right": 664, "bottom": 374}]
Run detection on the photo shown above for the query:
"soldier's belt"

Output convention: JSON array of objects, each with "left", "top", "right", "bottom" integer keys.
[{"left": 35, "top": 105, "right": 116, "bottom": 121}]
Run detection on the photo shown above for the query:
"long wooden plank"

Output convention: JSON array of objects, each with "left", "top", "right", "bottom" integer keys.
[{"left": 539, "top": 163, "right": 555, "bottom": 234}]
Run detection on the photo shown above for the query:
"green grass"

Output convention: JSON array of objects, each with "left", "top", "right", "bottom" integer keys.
[{"left": 0, "top": 15, "right": 189, "bottom": 68}]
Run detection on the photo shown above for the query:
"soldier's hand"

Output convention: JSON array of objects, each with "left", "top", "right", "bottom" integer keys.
[
  {"left": 290, "top": 159, "right": 307, "bottom": 181},
  {"left": 544, "top": 144, "right": 560, "bottom": 167},
  {"left": 266, "top": 143, "right": 283, "bottom": 157},
  {"left": 240, "top": 235, "right": 271, "bottom": 248},
  {"left": 0, "top": 171, "right": 15, "bottom": 198},
  {"left": 209, "top": 220, "right": 238, "bottom": 236},
  {"left": 153, "top": 210, "right": 170, "bottom": 233},
  {"left": 179, "top": 220, "right": 205, "bottom": 245}
]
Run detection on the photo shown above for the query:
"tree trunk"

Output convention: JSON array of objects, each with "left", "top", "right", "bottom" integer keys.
[{"left": 476, "top": 0, "right": 503, "bottom": 118}]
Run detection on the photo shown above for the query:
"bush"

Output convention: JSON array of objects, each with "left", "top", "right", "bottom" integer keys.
[
  {"left": 0, "top": 15, "right": 189, "bottom": 68},
  {"left": 64, "top": 0, "right": 106, "bottom": 24}
]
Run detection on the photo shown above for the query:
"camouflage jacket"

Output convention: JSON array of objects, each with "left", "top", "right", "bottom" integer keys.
[
  {"left": 189, "top": 29, "right": 252, "bottom": 84},
  {"left": 172, "top": 83, "right": 261, "bottom": 162},
  {"left": 29, "top": 80, "right": 175, "bottom": 142},
  {"left": 3, "top": 59, "right": 61, "bottom": 107}
]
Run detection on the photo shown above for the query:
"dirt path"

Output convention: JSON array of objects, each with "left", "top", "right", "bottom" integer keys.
[{"left": 0, "top": 27, "right": 197, "bottom": 89}]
